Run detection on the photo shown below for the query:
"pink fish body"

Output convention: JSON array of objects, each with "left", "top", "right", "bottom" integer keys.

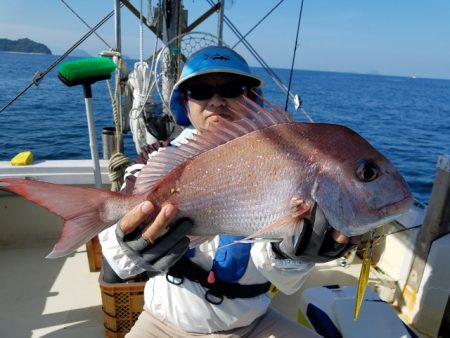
[{"left": 0, "top": 100, "right": 413, "bottom": 257}]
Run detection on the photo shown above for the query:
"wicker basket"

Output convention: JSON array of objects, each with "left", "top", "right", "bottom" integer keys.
[{"left": 99, "top": 274, "right": 146, "bottom": 338}]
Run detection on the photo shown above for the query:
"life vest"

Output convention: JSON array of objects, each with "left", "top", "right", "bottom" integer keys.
[
  {"left": 211, "top": 235, "right": 251, "bottom": 282},
  {"left": 167, "top": 235, "right": 270, "bottom": 304}
]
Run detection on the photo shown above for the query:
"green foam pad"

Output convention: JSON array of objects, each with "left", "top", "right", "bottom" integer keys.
[{"left": 58, "top": 57, "right": 116, "bottom": 85}]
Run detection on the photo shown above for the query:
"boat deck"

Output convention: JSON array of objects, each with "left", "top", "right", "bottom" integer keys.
[
  {"left": 1, "top": 243, "right": 103, "bottom": 338},
  {"left": 0, "top": 241, "right": 400, "bottom": 338}
]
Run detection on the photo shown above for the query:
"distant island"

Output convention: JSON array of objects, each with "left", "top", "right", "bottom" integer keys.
[{"left": 0, "top": 38, "right": 52, "bottom": 54}]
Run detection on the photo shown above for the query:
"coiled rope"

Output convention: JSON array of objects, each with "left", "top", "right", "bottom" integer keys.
[{"left": 106, "top": 56, "right": 130, "bottom": 192}]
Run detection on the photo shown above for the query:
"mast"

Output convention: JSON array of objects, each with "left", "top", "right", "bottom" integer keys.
[
  {"left": 114, "top": 0, "right": 122, "bottom": 53},
  {"left": 217, "top": 0, "right": 225, "bottom": 45},
  {"left": 160, "top": 0, "right": 185, "bottom": 116}
]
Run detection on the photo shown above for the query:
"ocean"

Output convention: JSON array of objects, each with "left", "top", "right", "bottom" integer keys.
[{"left": 1, "top": 52, "right": 449, "bottom": 204}]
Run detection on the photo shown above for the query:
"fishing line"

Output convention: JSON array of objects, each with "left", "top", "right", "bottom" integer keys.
[
  {"left": 0, "top": 6, "right": 122, "bottom": 114},
  {"left": 357, "top": 223, "right": 422, "bottom": 251},
  {"left": 206, "top": 0, "right": 297, "bottom": 107},
  {"left": 60, "top": 0, "right": 112, "bottom": 49},
  {"left": 284, "top": 0, "right": 304, "bottom": 111},
  {"left": 232, "top": 0, "right": 285, "bottom": 49},
  {"left": 375, "top": 223, "right": 422, "bottom": 241}
]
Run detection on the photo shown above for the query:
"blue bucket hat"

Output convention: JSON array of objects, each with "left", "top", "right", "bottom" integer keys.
[{"left": 169, "top": 46, "right": 263, "bottom": 126}]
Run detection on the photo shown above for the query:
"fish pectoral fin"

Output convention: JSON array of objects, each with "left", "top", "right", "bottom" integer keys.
[
  {"left": 242, "top": 214, "right": 297, "bottom": 241},
  {"left": 188, "top": 235, "right": 215, "bottom": 248},
  {"left": 290, "top": 197, "right": 311, "bottom": 219},
  {"left": 238, "top": 201, "right": 311, "bottom": 244},
  {"left": 235, "top": 238, "right": 282, "bottom": 244},
  {"left": 210, "top": 217, "right": 293, "bottom": 253}
]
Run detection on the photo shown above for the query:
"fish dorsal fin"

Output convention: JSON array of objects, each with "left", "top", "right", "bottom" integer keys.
[{"left": 133, "top": 98, "right": 293, "bottom": 194}]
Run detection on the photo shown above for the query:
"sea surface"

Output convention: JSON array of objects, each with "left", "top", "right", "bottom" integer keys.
[{"left": 1, "top": 52, "right": 449, "bottom": 204}]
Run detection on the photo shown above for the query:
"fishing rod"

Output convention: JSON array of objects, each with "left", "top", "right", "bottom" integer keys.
[
  {"left": 206, "top": 0, "right": 301, "bottom": 111},
  {"left": 284, "top": 0, "right": 304, "bottom": 112},
  {"left": 0, "top": 6, "right": 121, "bottom": 114}
]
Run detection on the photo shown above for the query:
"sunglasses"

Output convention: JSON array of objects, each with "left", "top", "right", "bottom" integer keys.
[{"left": 185, "top": 82, "right": 247, "bottom": 101}]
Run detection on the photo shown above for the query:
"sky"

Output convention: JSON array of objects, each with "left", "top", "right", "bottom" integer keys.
[{"left": 1, "top": 0, "right": 450, "bottom": 80}]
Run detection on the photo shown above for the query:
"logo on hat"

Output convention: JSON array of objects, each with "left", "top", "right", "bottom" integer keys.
[{"left": 203, "top": 53, "right": 231, "bottom": 61}]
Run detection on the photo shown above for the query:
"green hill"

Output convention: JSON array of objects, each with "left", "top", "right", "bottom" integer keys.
[{"left": 0, "top": 38, "right": 52, "bottom": 54}]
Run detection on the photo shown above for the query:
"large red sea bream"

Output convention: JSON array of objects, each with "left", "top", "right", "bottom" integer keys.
[{"left": 0, "top": 99, "right": 413, "bottom": 258}]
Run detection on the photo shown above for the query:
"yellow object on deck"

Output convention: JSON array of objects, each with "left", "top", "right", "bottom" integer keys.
[{"left": 10, "top": 151, "right": 33, "bottom": 166}]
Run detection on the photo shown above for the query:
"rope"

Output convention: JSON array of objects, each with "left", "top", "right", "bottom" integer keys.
[
  {"left": 108, "top": 56, "right": 130, "bottom": 192},
  {"left": 113, "top": 57, "right": 123, "bottom": 152},
  {"left": 108, "top": 152, "right": 130, "bottom": 192},
  {"left": 284, "top": 0, "right": 304, "bottom": 111},
  {"left": 124, "top": 2, "right": 162, "bottom": 154}
]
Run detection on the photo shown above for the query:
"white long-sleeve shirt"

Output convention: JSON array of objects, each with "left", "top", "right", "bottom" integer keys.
[{"left": 99, "top": 127, "right": 314, "bottom": 333}]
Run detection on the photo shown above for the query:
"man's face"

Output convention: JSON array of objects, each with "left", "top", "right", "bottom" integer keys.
[{"left": 183, "top": 74, "right": 248, "bottom": 129}]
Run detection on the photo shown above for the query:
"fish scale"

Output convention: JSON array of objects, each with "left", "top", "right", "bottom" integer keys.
[
  {"left": 156, "top": 128, "right": 304, "bottom": 238},
  {"left": 0, "top": 99, "right": 413, "bottom": 258}
]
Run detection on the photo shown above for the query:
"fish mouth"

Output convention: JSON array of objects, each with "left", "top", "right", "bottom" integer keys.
[
  {"left": 328, "top": 194, "right": 414, "bottom": 238},
  {"left": 379, "top": 194, "right": 414, "bottom": 217},
  {"left": 343, "top": 194, "right": 414, "bottom": 237}
]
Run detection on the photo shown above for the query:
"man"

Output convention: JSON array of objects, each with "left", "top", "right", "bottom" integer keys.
[{"left": 100, "top": 46, "right": 354, "bottom": 337}]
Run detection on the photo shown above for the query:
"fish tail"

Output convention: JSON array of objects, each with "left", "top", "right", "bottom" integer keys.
[{"left": 0, "top": 178, "right": 135, "bottom": 258}]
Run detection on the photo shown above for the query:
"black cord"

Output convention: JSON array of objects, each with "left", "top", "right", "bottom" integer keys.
[
  {"left": 284, "top": 0, "right": 304, "bottom": 111},
  {"left": 379, "top": 223, "right": 422, "bottom": 237},
  {"left": 356, "top": 224, "right": 423, "bottom": 251}
]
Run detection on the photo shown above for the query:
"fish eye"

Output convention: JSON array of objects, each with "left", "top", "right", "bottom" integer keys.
[{"left": 356, "top": 160, "right": 380, "bottom": 182}]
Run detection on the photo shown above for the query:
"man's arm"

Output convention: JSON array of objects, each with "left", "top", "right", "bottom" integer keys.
[{"left": 99, "top": 141, "right": 192, "bottom": 279}]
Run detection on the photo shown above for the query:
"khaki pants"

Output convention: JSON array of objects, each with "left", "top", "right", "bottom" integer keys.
[{"left": 126, "top": 307, "right": 322, "bottom": 338}]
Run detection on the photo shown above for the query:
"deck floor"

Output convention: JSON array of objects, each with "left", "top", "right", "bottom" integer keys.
[
  {"left": 0, "top": 243, "right": 424, "bottom": 338},
  {"left": 0, "top": 244, "right": 103, "bottom": 338},
  {"left": 0, "top": 243, "right": 360, "bottom": 338}
]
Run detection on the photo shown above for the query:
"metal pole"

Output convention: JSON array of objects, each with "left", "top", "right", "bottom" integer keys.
[
  {"left": 83, "top": 86, "right": 102, "bottom": 188},
  {"left": 114, "top": 0, "right": 122, "bottom": 52},
  {"left": 217, "top": 0, "right": 225, "bottom": 45},
  {"left": 161, "top": 0, "right": 182, "bottom": 116}
]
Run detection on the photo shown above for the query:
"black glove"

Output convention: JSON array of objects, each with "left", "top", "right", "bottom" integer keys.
[
  {"left": 116, "top": 218, "right": 193, "bottom": 277},
  {"left": 272, "top": 203, "right": 357, "bottom": 263}
]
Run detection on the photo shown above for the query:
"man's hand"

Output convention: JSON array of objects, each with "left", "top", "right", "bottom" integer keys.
[
  {"left": 116, "top": 201, "right": 193, "bottom": 276},
  {"left": 273, "top": 203, "right": 359, "bottom": 264}
]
